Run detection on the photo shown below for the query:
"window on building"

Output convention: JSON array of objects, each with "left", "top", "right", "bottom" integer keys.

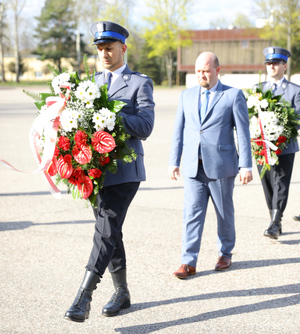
[
  {"left": 35, "top": 71, "right": 43, "bottom": 78},
  {"left": 241, "top": 40, "right": 249, "bottom": 49}
]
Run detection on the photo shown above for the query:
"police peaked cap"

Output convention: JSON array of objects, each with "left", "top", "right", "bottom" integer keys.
[
  {"left": 90, "top": 21, "right": 129, "bottom": 45},
  {"left": 263, "top": 46, "right": 291, "bottom": 63}
]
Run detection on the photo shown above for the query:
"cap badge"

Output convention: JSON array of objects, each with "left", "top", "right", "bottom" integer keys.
[
  {"left": 268, "top": 47, "right": 274, "bottom": 54},
  {"left": 97, "top": 23, "right": 104, "bottom": 32}
]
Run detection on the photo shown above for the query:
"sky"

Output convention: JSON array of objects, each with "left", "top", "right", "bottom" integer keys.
[{"left": 21, "top": 0, "right": 256, "bottom": 30}]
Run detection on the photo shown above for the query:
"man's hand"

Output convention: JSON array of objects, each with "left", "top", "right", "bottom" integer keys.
[
  {"left": 168, "top": 166, "right": 180, "bottom": 180},
  {"left": 240, "top": 170, "right": 253, "bottom": 184}
]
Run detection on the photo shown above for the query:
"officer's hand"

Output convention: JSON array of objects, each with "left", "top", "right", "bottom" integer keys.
[
  {"left": 169, "top": 166, "right": 180, "bottom": 180},
  {"left": 240, "top": 170, "right": 253, "bottom": 184}
]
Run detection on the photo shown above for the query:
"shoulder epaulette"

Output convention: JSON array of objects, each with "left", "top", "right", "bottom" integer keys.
[{"left": 132, "top": 71, "right": 149, "bottom": 78}]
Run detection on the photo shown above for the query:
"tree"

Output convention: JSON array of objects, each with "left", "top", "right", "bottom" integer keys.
[
  {"left": 34, "top": 0, "right": 84, "bottom": 72},
  {"left": 10, "top": 0, "right": 26, "bottom": 82},
  {"left": 0, "top": 1, "right": 7, "bottom": 82},
  {"left": 143, "top": 0, "right": 193, "bottom": 87},
  {"left": 209, "top": 13, "right": 254, "bottom": 29},
  {"left": 8, "top": 56, "right": 26, "bottom": 75},
  {"left": 71, "top": 0, "right": 106, "bottom": 77},
  {"left": 138, "top": 40, "right": 163, "bottom": 85},
  {"left": 255, "top": 0, "right": 300, "bottom": 79}
]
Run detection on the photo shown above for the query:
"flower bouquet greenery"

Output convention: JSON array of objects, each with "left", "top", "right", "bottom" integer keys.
[
  {"left": 24, "top": 55, "right": 136, "bottom": 207},
  {"left": 247, "top": 86, "right": 300, "bottom": 178}
]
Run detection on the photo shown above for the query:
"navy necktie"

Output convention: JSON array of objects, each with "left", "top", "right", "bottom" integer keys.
[
  {"left": 200, "top": 90, "right": 211, "bottom": 123},
  {"left": 106, "top": 72, "right": 112, "bottom": 90},
  {"left": 272, "top": 83, "right": 277, "bottom": 94}
]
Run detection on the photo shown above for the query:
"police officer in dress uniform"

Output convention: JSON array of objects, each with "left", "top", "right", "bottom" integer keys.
[
  {"left": 254, "top": 47, "right": 300, "bottom": 239},
  {"left": 64, "top": 21, "right": 155, "bottom": 322}
]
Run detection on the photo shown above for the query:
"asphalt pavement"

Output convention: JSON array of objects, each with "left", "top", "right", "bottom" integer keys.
[{"left": 0, "top": 85, "right": 300, "bottom": 334}]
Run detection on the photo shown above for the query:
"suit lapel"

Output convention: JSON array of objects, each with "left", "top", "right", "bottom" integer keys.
[
  {"left": 194, "top": 85, "right": 201, "bottom": 123},
  {"left": 275, "top": 78, "right": 288, "bottom": 96},
  {"left": 204, "top": 82, "right": 224, "bottom": 120},
  {"left": 108, "top": 65, "right": 131, "bottom": 98},
  {"left": 262, "top": 82, "right": 271, "bottom": 93},
  {"left": 95, "top": 72, "right": 105, "bottom": 86}
]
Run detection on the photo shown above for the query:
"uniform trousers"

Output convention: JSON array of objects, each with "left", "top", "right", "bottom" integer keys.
[
  {"left": 257, "top": 153, "right": 295, "bottom": 212},
  {"left": 181, "top": 162, "right": 236, "bottom": 267},
  {"left": 86, "top": 182, "right": 140, "bottom": 277}
]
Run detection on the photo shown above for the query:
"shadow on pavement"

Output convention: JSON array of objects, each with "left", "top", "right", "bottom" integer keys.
[
  {"left": 115, "top": 284, "right": 300, "bottom": 333},
  {"left": 0, "top": 220, "right": 94, "bottom": 231}
]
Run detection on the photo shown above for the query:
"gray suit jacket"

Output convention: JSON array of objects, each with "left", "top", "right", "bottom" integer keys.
[
  {"left": 254, "top": 78, "right": 300, "bottom": 155},
  {"left": 169, "top": 81, "right": 252, "bottom": 180},
  {"left": 95, "top": 65, "right": 155, "bottom": 187}
]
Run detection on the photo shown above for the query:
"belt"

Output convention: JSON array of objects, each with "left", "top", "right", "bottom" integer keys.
[{"left": 199, "top": 159, "right": 203, "bottom": 164}]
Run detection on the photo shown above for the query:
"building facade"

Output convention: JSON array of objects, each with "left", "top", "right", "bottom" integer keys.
[
  {"left": 178, "top": 28, "right": 267, "bottom": 75},
  {"left": 1, "top": 55, "right": 99, "bottom": 82}
]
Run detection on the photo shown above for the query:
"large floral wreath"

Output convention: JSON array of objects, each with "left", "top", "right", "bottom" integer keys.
[
  {"left": 247, "top": 86, "right": 300, "bottom": 178},
  {"left": 24, "top": 56, "right": 136, "bottom": 207}
]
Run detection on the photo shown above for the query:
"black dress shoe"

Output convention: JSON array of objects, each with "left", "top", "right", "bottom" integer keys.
[
  {"left": 264, "top": 209, "right": 282, "bottom": 239},
  {"left": 102, "top": 268, "right": 131, "bottom": 317},
  {"left": 64, "top": 270, "right": 100, "bottom": 323},
  {"left": 102, "top": 285, "right": 131, "bottom": 317},
  {"left": 293, "top": 215, "right": 300, "bottom": 221}
]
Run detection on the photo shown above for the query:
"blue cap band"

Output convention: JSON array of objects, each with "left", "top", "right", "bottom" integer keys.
[
  {"left": 94, "top": 31, "right": 125, "bottom": 43},
  {"left": 266, "top": 53, "right": 288, "bottom": 62}
]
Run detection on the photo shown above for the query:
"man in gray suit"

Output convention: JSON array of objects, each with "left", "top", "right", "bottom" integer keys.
[
  {"left": 169, "top": 52, "right": 252, "bottom": 279},
  {"left": 64, "top": 21, "right": 155, "bottom": 322},
  {"left": 255, "top": 47, "right": 300, "bottom": 239}
]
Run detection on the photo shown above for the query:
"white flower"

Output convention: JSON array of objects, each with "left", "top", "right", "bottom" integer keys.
[
  {"left": 75, "top": 81, "right": 100, "bottom": 104},
  {"left": 60, "top": 108, "right": 79, "bottom": 132},
  {"left": 249, "top": 117, "right": 261, "bottom": 139},
  {"left": 85, "top": 100, "right": 94, "bottom": 109},
  {"left": 60, "top": 117, "right": 78, "bottom": 132},
  {"left": 92, "top": 107, "right": 116, "bottom": 131},
  {"left": 95, "top": 123, "right": 105, "bottom": 131},
  {"left": 260, "top": 112, "right": 278, "bottom": 128},
  {"left": 247, "top": 95, "right": 260, "bottom": 108},
  {"left": 260, "top": 99, "right": 269, "bottom": 109},
  {"left": 106, "top": 119, "right": 115, "bottom": 131},
  {"left": 75, "top": 86, "right": 85, "bottom": 100},
  {"left": 51, "top": 73, "right": 71, "bottom": 95}
]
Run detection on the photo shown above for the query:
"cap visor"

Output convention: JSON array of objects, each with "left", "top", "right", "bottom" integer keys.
[{"left": 92, "top": 38, "right": 122, "bottom": 45}]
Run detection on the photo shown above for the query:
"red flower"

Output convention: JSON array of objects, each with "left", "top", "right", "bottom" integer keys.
[
  {"left": 72, "top": 143, "right": 92, "bottom": 164},
  {"left": 68, "top": 177, "right": 78, "bottom": 187},
  {"left": 72, "top": 166, "right": 85, "bottom": 183},
  {"left": 57, "top": 154, "right": 73, "bottom": 178},
  {"left": 77, "top": 176, "right": 93, "bottom": 199},
  {"left": 47, "top": 156, "right": 58, "bottom": 176},
  {"left": 74, "top": 130, "right": 88, "bottom": 145},
  {"left": 89, "top": 168, "right": 102, "bottom": 179},
  {"left": 99, "top": 155, "right": 110, "bottom": 166},
  {"left": 54, "top": 146, "right": 60, "bottom": 157},
  {"left": 259, "top": 149, "right": 266, "bottom": 156},
  {"left": 58, "top": 136, "right": 70, "bottom": 151},
  {"left": 92, "top": 131, "right": 116, "bottom": 153},
  {"left": 275, "top": 149, "right": 282, "bottom": 155},
  {"left": 255, "top": 140, "right": 263, "bottom": 146},
  {"left": 277, "top": 136, "right": 287, "bottom": 143}
]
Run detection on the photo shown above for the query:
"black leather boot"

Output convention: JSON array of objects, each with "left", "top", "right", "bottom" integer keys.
[
  {"left": 264, "top": 209, "right": 283, "bottom": 239},
  {"left": 64, "top": 270, "right": 100, "bottom": 322},
  {"left": 102, "top": 269, "right": 130, "bottom": 317}
]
